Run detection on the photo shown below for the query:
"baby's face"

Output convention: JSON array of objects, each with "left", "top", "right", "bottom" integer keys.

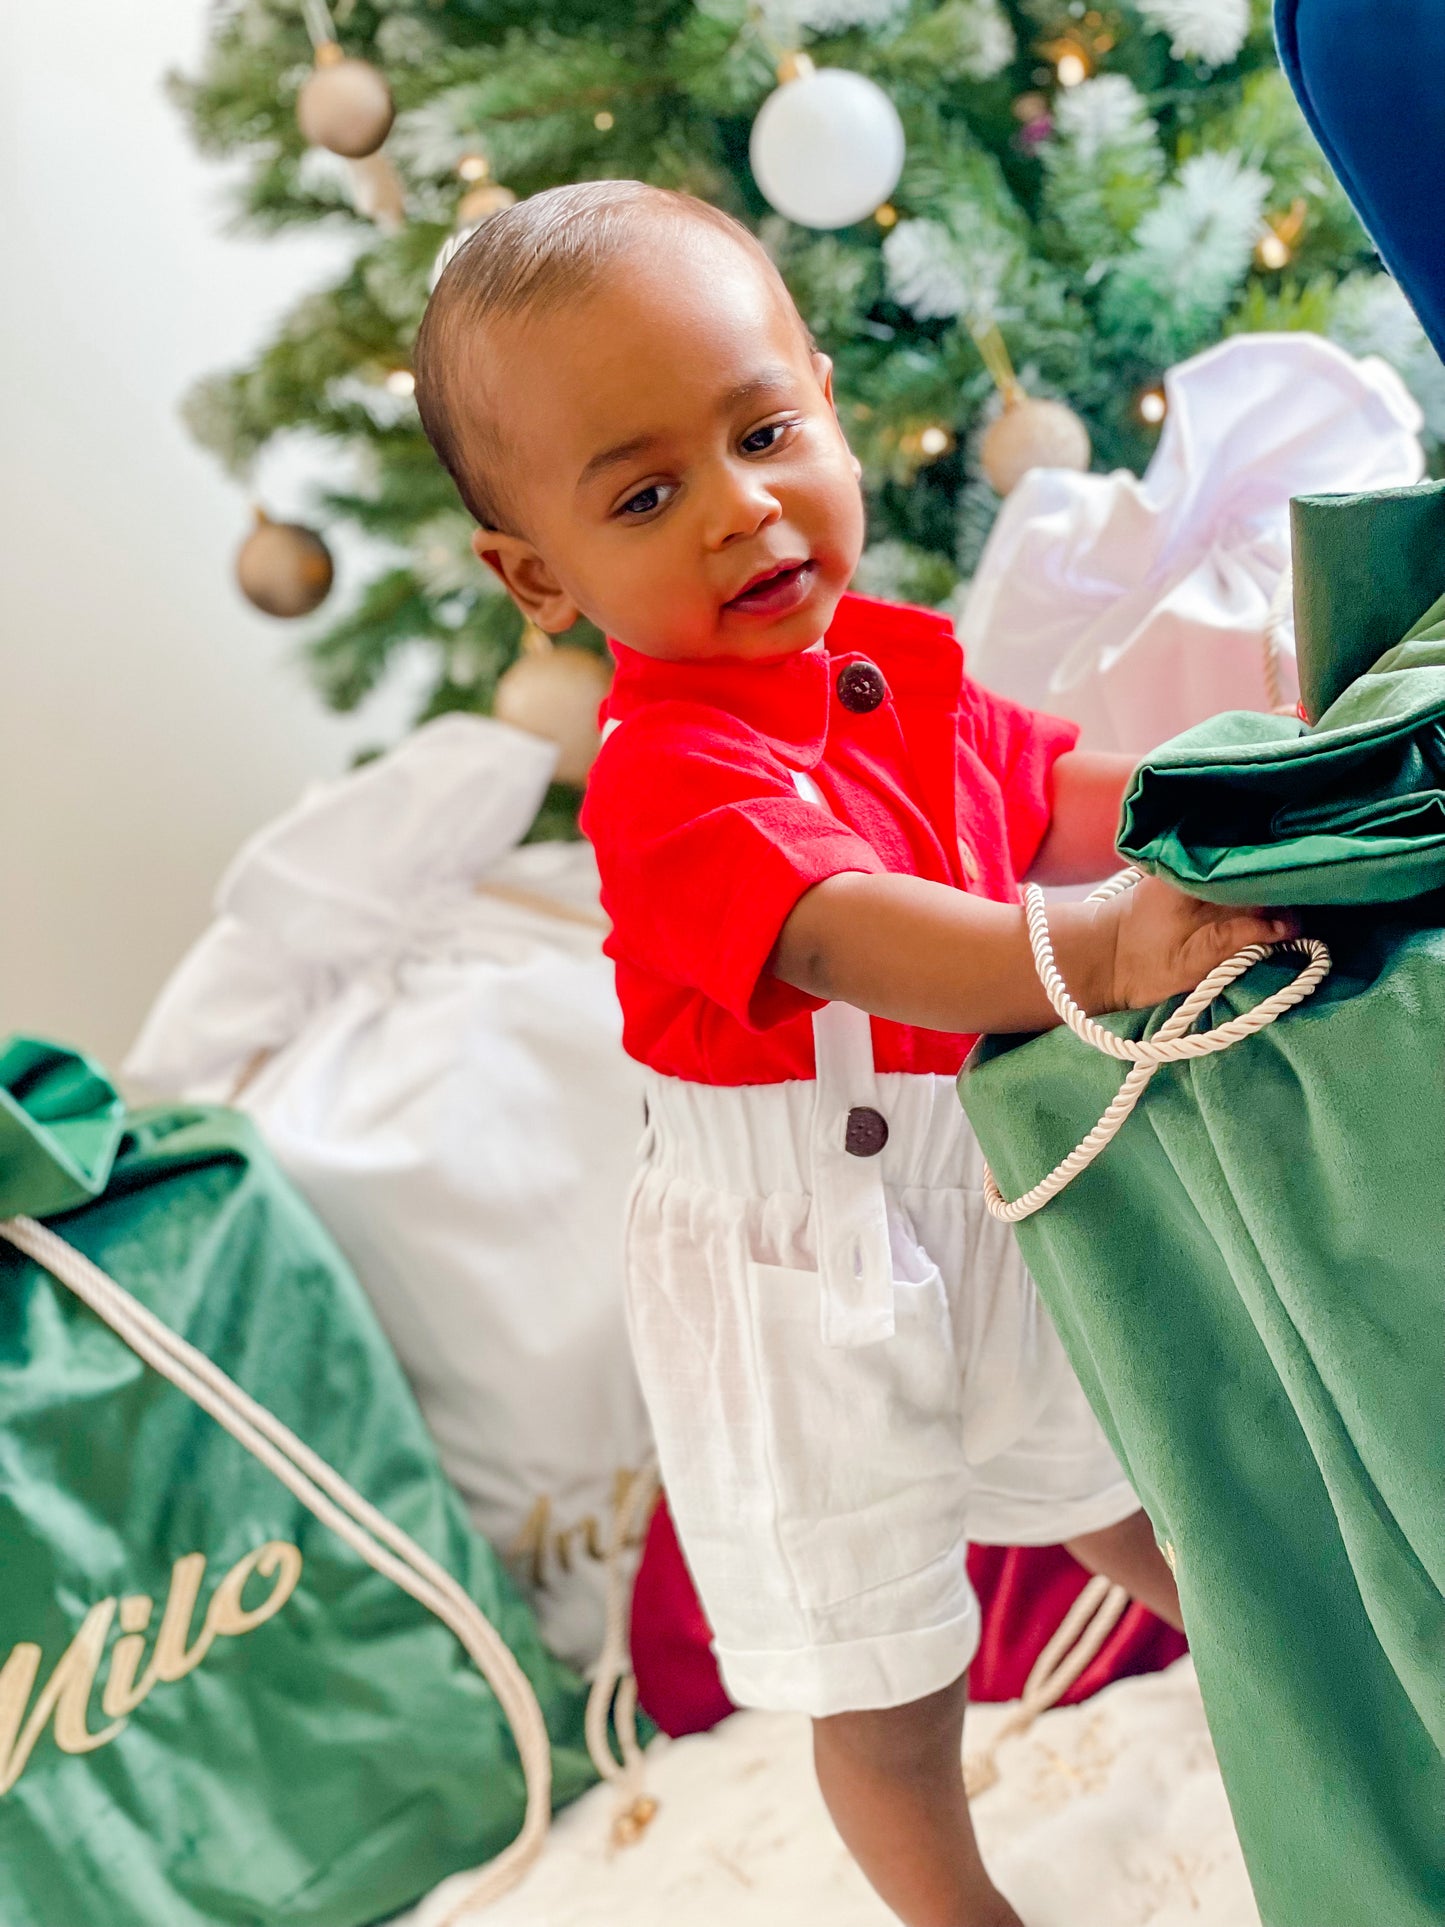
[{"left": 469, "top": 225, "right": 866, "bottom": 660}]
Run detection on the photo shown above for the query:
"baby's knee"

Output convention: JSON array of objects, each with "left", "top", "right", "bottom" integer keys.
[{"left": 813, "top": 1671, "right": 969, "bottom": 1782}]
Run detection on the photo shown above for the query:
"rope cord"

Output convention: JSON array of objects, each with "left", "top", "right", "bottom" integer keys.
[
  {"left": 963, "top": 1576, "right": 1130, "bottom": 1796},
  {"left": 584, "top": 1459, "right": 662, "bottom": 1847},
  {"left": 0, "top": 1215, "right": 552, "bottom": 1924},
  {"left": 301, "top": 0, "right": 336, "bottom": 51},
  {"left": 983, "top": 875, "right": 1331, "bottom": 1224}
]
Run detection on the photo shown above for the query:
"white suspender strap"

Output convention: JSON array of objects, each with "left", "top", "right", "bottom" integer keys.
[{"left": 787, "top": 766, "right": 895, "bottom": 1348}]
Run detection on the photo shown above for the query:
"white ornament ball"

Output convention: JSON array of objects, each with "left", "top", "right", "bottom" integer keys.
[
  {"left": 750, "top": 68, "right": 906, "bottom": 230},
  {"left": 494, "top": 644, "right": 613, "bottom": 786},
  {"left": 296, "top": 51, "right": 395, "bottom": 160},
  {"left": 979, "top": 395, "right": 1092, "bottom": 496}
]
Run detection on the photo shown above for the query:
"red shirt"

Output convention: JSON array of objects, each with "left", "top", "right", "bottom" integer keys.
[{"left": 581, "top": 591, "right": 1079, "bottom": 1085}]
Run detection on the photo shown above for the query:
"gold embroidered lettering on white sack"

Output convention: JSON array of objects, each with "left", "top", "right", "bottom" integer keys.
[{"left": 0, "top": 1541, "right": 303, "bottom": 1794}]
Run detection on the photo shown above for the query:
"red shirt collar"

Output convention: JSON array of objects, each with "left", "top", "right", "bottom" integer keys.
[{"left": 603, "top": 591, "right": 964, "bottom": 767}]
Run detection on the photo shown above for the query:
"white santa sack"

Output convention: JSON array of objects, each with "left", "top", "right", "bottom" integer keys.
[
  {"left": 126, "top": 714, "right": 653, "bottom": 1669},
  {"left": 962, "top": 331, "right": 1425, "bottom": 752}
]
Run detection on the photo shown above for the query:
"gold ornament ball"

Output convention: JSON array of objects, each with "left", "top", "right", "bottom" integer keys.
[
  {"left": 979, "top": 395, "right": 1091, "bottom": 497},
  {"left": 457, "top": 181, "right": 517, "bottom": 224},
  {"left": 296, "top": 48, "right": 395, "bottom": 159},
  {"left": 494, "top": 645, "right": 612, "bottom": 786},
  {"left": 235, "top": 515, "right": 334, "bottom": 619}
]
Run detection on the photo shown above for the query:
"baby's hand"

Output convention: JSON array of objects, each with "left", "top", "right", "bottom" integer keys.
[{"left": 1067, "top": 875, "right": 1298, "bottom": 1015}]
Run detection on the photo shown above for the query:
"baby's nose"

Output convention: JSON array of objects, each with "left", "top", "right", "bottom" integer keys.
[{"left": 706, "top": 468, "right": 782, "bottom": 546}]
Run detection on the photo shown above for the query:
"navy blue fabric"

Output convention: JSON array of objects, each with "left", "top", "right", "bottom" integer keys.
[{"left": 1277, "top": 0, "right": 1445, "bottom": 365}]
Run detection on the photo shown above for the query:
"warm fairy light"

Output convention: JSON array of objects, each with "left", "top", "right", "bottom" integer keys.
[
  {"left": 1056, "top": 49, "right": 1088, "bottom": 86},
  {"left": 874, "top": 202, "right": 899, "bottom": 228},
  {"left": 594, "top": 110, "right": 615, "bottom": 131},
  {"left": 919, "top": 425, "right": 951, "bottom": 457},
  {"left": 384, "top": 368, "right": 416, "bottom": 396},
  {"left": 1137, "top": 385, "right": 1167, "bottom": 426},
  {"left": 457, "top": 153, "right": 489, "bottom": 181},
  {"left": 1254, "top": 200, "right": 1308, "bottom": 272}
]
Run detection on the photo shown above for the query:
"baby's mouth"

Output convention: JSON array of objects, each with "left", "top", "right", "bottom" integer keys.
[{"left": 725, "top": 560, "right": 817, "bottom": 612}]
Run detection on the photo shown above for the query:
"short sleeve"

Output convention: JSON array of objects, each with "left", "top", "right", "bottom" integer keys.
[
  {"left": 581, "top": 710, "right": 886, "bottom": 1031},
  {"left": 960, "top": 678, "right": 1080, "bottom": 877}
]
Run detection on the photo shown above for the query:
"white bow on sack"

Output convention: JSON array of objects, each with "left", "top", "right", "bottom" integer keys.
[{"left": 961, "top": 333, "right": 1425, "bottom": 752}]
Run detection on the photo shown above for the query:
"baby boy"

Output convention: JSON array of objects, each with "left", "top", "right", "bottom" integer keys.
[{"left": 414, "top": 180, "right": 1290, "bottom": 1927}]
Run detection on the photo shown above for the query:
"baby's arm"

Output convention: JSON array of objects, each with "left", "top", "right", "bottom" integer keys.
[
  {"left": 1028, "top": 749, "right": 1137, "bottom": 886},
  {"left": 770, "top": 868, "right": 1294, "bottom": 1035}
]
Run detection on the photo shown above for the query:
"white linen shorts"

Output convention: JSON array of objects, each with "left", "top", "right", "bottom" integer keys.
[{"left": 623, "top": 1068, "right": 1139, "bottom": 1719}]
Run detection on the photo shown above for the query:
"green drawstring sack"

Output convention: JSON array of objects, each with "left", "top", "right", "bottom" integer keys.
[
  {"left": 0, "top": 1035, "right": 606, "bottom": 1927},
  {"left": 960, "top": 483, "right": 1445, "bottom": 1927}
]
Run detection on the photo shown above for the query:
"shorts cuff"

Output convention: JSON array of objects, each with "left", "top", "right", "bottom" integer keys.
[
  {"left": 968, "top": 1479, "right": 1141, "bottom": 1550},
  {"left": 715, "top": 1595, "right": 982, "bottom": 1719}
]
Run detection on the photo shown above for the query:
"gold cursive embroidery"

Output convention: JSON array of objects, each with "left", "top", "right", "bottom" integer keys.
[
  {"left": 0, "top": 1541, "right": 303, "bottom": 1794},
  {"left": 511, "top": 1468, "right": 651, "bottom": 1592}
]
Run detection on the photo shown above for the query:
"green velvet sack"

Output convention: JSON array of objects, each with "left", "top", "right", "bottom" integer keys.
[
  {"left": 0, "top": 1036, "right": 600, "bottom": 1927},
  {"left": 961, "top": 484, "right": 1445, "bottom": 1927}
]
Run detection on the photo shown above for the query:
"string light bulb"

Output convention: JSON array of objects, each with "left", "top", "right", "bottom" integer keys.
[
  {"left": 457, "top": 153, "right": 490, "bottom": 182},
  {"left": 1254, "top": 198, "right": 1309, "bottom": 272},
  {"left": 918, "top": 425, "right": 952, "bottom": 458},
  {"left": 1041, "top": 33, "right": 1094, "bottom": 86},
  {"left": 594, "top": 110, "right": 615, "bottom": 131},
  {"left": 874, "top": 202, "right": 899, "bottom": 228},
  {"left": 1137, "top": 384, "right": 1167, "bottom": 426},
  {"left": 384, "top": 368, "right": 416, "bottom": 397}
]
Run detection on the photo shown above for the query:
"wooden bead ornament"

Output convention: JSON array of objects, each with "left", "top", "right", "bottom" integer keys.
[
  {"left": 493, "top": 625, "right": 612, "bottom": 787},
  {"left": 980, "top": 392, "right": 1092, "bottom": 497},
  {"left": 296, "top": 41, "right": 395, "bottom": 159},
  {"left": 971, "top": 323, "right": 1091, "bottom": 497},
  {"left": 235, "top": 509, "right": 334, "bottom": 619}
]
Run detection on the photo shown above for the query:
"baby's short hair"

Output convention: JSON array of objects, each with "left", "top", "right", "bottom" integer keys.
[{"left": 413, "top": 179, "right": 813, "bottom": 534}]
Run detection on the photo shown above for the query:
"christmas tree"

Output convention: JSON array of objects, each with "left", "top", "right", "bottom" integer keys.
[{"left": 174, "top": 0, "right": 1445, "bottom": 836}]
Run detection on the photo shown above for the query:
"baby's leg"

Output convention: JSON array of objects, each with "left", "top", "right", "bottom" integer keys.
[
  {"left": 1066, "top": 1507, "right": 1184, "bottom": 1631},
  {"left": 813, "top": 1671, "right": 1025, "bottom": 1927}
]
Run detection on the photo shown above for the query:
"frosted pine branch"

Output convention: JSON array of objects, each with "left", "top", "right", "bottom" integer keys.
[
  {"left": 1053, "top": 75, "right": 1156, "bottom": 164},
  {"left": 1135, "top": 0, "right": 1250, "bottom": 67},
  {"left": 1130, "top": 150, "right": 1268, "bottom": 312},
  {"left": 883, "top": 218, "right": 1010, "bottom": 324}
]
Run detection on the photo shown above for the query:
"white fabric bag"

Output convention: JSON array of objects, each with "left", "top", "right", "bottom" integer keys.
[
  {"left": 126, "top": 714, "right": 653, "bottom": 1669},
  {"left": 961, "top": 333, "right": 1425, "bottom": 752}
]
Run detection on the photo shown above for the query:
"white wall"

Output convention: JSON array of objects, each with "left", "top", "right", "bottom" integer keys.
[{"left": 1, "top": 1, "right": 418, "bottom": 1066}]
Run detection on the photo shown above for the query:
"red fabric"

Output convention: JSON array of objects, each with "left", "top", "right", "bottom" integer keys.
[
  {"left": 631, "top": 1493, "right": 1187, "bottom": 1739},
  {"left": 961, "top": 1543, "right": 1188, "bottom": 1705},
  {"left": 581, "top": 591, "right": 1079, "bottom": 1085}
]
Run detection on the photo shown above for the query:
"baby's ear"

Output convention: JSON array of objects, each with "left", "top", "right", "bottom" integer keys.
[
  {"left": 812, "top": 350, "right": 861, "bottom": 479},
  {"left": 470, "top": 526, "right": 579, "bottom": 634}
]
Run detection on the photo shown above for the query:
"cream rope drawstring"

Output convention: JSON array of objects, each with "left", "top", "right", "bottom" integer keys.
[
  {"left": 0, "top": 1215, "right": 553, "bottom": 1925},
  {"left": 983, "top": 872, "right": 1332, "bottom": 1224},
  {"left": 584, "top": 1458, "right": 662, "bottom": 1850},
  {"left": 963, "top": 1574, "right": 1130, "bottom": 1797}
]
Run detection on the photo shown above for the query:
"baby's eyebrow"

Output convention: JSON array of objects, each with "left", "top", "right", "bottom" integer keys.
[
  {"left": 574, "top": 363, "right": 800, "bottom": 496},
  {"left": 576, "top": 432, "right": 662, "bottom": 494}
]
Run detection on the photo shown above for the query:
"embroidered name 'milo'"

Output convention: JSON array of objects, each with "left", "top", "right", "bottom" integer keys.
[{"left": 0, "top": 1541, "right": 303, "bottom": 1795}]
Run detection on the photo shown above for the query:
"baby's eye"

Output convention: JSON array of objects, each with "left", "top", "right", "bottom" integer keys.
[
  {"left": 619, "top": 483, "right": 667, "bottom": 518},
  {"left": 741, "top": 421, "right": 790, "bottom": 455}
]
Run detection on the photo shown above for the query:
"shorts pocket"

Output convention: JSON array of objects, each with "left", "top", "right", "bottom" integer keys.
[{"left": 744, "top": 1260, "right": 967, "bottom": 1612}]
